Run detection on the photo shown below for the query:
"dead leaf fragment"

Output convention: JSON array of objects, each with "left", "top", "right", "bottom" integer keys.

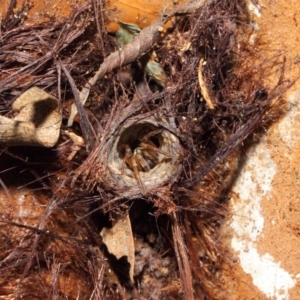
[
  {"left": 100, "top": 213, "right": 135, "bottom": 282},
  {"left": 0, "top": 87, "right": 62, "bottom": 147},
  {"left": 107, "top": 0, "right": 188, "bottom": 32}
]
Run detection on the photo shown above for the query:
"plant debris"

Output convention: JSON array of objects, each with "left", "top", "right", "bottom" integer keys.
[
  {"left": 198, "top": 58, "right": 215, "bottom": 109},
  {"left": 0, "top": 0, "right": 293, "bottom": 299},
  {"left": 0, "top": 87, "right": 62, "bottom": 147},
  {"left": 100, "top": 212, "right": 135, "bottom": 282}
]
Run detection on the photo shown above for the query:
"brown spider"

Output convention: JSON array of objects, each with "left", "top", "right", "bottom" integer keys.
[{"left": 120, "top": 130, "right": 171, "bottom": 195}]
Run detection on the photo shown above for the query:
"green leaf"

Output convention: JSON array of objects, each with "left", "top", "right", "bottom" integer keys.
[
  {"left": 144, "top": 59, "right": 166, "bottom": 87},
  {"left": 115, "top": 20, "right": 141, "bottom": 47}
]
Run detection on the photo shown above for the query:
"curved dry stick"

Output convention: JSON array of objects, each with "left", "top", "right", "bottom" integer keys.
[{"left": 68, "top": 0, "right": 206, "bottom": 126}]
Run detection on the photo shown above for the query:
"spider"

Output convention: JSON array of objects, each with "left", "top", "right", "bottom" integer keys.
[{"left": 120, "top": 130, "right": 171, "bottom": 195}]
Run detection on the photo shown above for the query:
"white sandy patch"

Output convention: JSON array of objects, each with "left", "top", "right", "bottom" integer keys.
[
  {"left": 278, "top": 91, "right": 300, "bottom": 151},
  {"left": 229, "top": 134, "right": 296, "bottom": 300}
]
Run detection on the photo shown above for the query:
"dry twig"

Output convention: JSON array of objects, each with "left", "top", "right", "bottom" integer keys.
[{"left": 68, "top": 0, "right": 206, "bottom": 126}]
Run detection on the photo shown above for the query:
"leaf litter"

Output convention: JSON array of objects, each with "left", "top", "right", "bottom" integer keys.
[{"left": 0, "top": 0, "right": 295, "bottom": 299}]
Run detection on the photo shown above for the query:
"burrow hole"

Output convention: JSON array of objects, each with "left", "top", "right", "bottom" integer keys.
[{"left": 117, "top": 123, "right": 165, "bottom": 172}]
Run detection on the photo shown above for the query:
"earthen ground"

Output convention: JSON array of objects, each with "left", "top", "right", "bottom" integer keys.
[{"left": 0, "top": 0, "right": 299, "bottom": 299}]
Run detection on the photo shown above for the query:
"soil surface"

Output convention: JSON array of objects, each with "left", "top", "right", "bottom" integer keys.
[
  {"left": 0, "top": 0, "right": 300, "bottom": 299},
  {"left": 221, "top": 1, "right": 300, "bottom": 299}
]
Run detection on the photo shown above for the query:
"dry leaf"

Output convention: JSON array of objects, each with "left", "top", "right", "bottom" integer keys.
[
  {"left": 100, "top": 213, "right": 135, "bottom": 282},
  {"left": 0, "top": 87, "right": 62, "bottom": 147},
  {"left": 108, "top": 0, "right": 188, "bottom": 32}
]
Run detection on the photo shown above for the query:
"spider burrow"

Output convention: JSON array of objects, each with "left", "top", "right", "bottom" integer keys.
[
  {"left": 104, "top": 119, "right": 181, "bottom": 197},
  {"left": 119, "top": 129, "right": 171, "bottom": 195}
]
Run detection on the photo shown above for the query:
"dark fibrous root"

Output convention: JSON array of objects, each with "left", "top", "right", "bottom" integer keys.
[{"left": 0, "top": 0, "right": 293, "bottom": 299}]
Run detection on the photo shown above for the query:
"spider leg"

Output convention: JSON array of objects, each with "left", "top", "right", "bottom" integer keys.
[
  {"left": 140, "top": 130, "right": 171, "bottom": 158},
  {"left": 120, "top": 144, "right": 132, "bottom": 174},
  {"left": 139, "top": 142, "right": 171, "bottom": 158},
  {"left": 141, "top": 129, "right": 162, "bottom": 142},
  {"left": 134, "top": 148, "right": 150, "bottom": 172},
  {"left": 131, "top": 156, "right": 146, "bottom": 195},
  {"left": 119, "top": 144, "right": 147, "bottom": 195},
  {"left": 141, "top": 152, "right": 158, "bottom": 169}
]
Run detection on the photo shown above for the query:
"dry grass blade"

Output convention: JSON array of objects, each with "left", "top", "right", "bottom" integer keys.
[
  {"left": 198, "top": 58, "right": 215, "bottom": 109},
  {"left": 0, "top": 2, "right": 102, "bottom": 112},
  {"left": 60, "top": 62, "right": 95, "bottom": 152},
  {"left": 172, "top": 212, "right": 194, "bottom": 300}
]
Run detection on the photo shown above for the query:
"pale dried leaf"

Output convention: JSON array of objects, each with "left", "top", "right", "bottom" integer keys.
[
  {"left": 100, "top": 213, "right": 135, "bottom": 282},
  {"left": 0, "top": 87, "right": 62, "bottom": 147}
]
